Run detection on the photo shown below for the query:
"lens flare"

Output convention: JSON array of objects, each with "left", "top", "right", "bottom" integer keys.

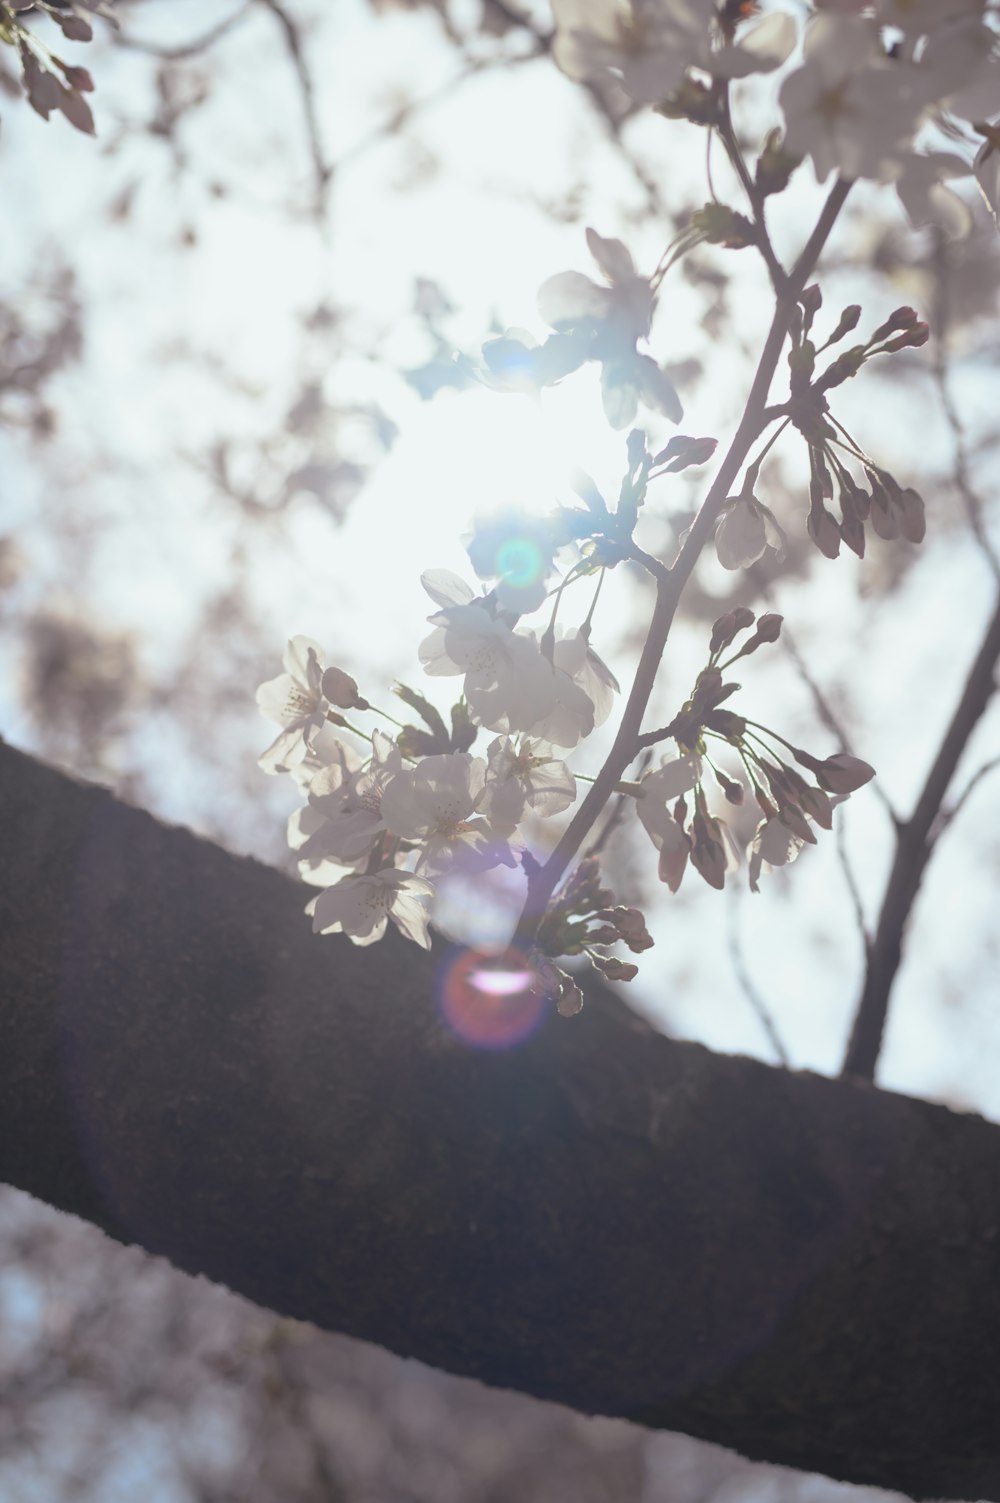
[
  {"left": 438, "top": 946, "right": 547, "bottom": 1049},
  {"left": 496, "top": 536, "right": 544, "bottom": 589}
]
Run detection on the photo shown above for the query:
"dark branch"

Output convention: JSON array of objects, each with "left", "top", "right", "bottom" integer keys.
[
  {"left": 3, "top": 739, "right": 1000, "bottom": 1499},
  {"left": 842, "top": 590, "right": 1000, "bottom": 1080}
]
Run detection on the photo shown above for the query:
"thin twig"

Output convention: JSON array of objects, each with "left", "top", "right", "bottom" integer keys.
[
  {"left": 584, "top": 749, "right": 652, "bottom": 859},
  {"left": 116, "top": 4, "right": 255, "bottom": 62},
  {"left": 726, "top": 885, "right": 791, "bottom": 1067},
  {"left": 931, "top": 232, "right": 1000, "bottom": 582},
  {"left": 934, "top": 751, "right": 1000, "bottom": 837},
  {"left": 255, "top": 0, "right": 331, "bottom": 220},
  {"left": 835, "top": 807, "right": 871, "bottom": 952},
  {"left": 716, "top": 98, "right": 786, "bottom": 295},
  {"left": 842, "top": 590, "right": 1000, "bottom": 1079},
  {"left": 754, "top": 584, "right": 896, "bottom": 821}
]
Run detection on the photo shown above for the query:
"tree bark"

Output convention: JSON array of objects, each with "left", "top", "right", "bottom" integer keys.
[{"left": 2, "top": 736, "right": 999, "bottom": 1501}]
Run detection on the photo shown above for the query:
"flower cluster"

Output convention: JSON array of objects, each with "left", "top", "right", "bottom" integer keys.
[
  {"left": 631, "top": 608, "right": 874, "bottom": 893},
  {"left": 255, "top": 544, "right": 635, "bottom": 973},
  {"left": 529, "top": 857, "right": 655, "bottom": 1016},
  {"left": 715, "top": 292, "right": 930, "bottom": 569},
  {"left": 548, "top": 0, "right": 1000, "bottom": 230},
  {"left": 0, "top": 0, "right": 114, "bottom": 135},
  {"left": 785, "top": 296, "right": 929, "bottom": 560}
]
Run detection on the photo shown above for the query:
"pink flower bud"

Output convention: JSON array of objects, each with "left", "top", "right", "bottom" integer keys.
[
  {"left": 815, "top": 753, "right": 875, "bottom": 795},
  {"left": 321, "top": 665, "right": 364, "bottom": 708}
]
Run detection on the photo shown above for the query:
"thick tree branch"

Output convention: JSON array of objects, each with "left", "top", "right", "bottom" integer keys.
[{"left": 2, "top": 738, "right": 1000, "bottom": 1501}]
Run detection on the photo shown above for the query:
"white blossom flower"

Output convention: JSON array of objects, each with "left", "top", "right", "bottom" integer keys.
[
  {"left": 551, "top": 0, "right": 710, "bottom": 106},
  {"left": 705, "top": 11, "right": 797, "bottom": 81},
  {"left": 780, "top": 16, "right": 924, "bottom": 183},
  {"left": 599, "top": 351, "right": 683, "bottom": 428},
  {"left": 914, "top": 18, "right": 1000, "bottom": 123},
  {"left": 895, "top": 152, "right": 974, "bottom": 239},
  {"left": 256, "top": 635, "right": 330, "bottom": 774},
  {"left": 380, "top": 752, "right": 514, "bottom": 875},
  {"left": 419, "top": 602, "right": 559, "bottom": 735},
  {"left": 526, "top": 657, "right": 596, "bottom": 748},
  {"left": 288, "top": 722, "right": 363, "bottom": 793},
  {"left": 537, "top": 228, "right": 683, "bottom": 427},
  {"left": 307, "top": 869, "right": 434, "bottom": 949},
  {"left": 296, "top": 729, "right": 402, "bottom": 872},
  {"left": 538, "top": 228, "right": 655, "bottom": 346},
  {"left": 748, "top": 816, "right": 804, "bottom": 893},
  {"left": 481, "top": 736, "right": 577, "bottom": 832},
  {"left": 635, "top": 754, "right": 702, "bottom": 849},
  {"left": 551, "top": 0, "right": 794, "bottom": 105},
  {"left": 553, "top": 626, "right": 619, "bottom": 726},
  {"left": 715, "top": 488, "right": 786, "bottom": 571},
  {"left": 420, "top": 568, "right": 477, "bottom": 610}
]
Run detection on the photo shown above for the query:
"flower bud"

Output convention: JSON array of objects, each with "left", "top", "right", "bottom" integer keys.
[
  {"left": 807, "top": 502, "right": 841, "bottom": 559},
  {"left": 691, "top": 203, "right": 757, "bottom": 249},
  {"left": 755, "top": 130, "right": 800, "bottom": 197},
  {"left": 753, "top": 612, "right": 783, "bottom": 643},
  {"left": 827, "top": 304, "right": 862, "bottom": 344},
  {"left": 814, "top": 753, "right": 875, "bottom": 795},
  {"left": 556, "top": 975, "right": 585, "bottom": 1017},
  {"left": 322, "top": 665, "right": 367, "bottom": 709},
  {"left": 880, "top": 323, "right": 929, "bottom": 352},
  {"left": 870, "top": 307, "right": 918, "bottom": 344},
  {"left": 591, "top": 954, "right": 639, "bottom": 982},
  {"left": 817, "top": 345, "right": 866, "bottom": 390}
]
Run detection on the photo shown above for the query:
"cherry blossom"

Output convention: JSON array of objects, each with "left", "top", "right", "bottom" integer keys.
[
  {"left": 635, "top": 754, "right": 702, "bottom": 850},
  {"left": 551, "top": 0, "right": 795, "bottom": 105},
  {"left": 380, "top": 752, "right": 515, "bottom": 875},
  {"left": 256, "top": 635, "right": 330, "bottom": 775},
  {"left": 551, "top": 0, "right": 712, "bottom": 107},
  {"left": 895, "top": 152, "right": 974, "bottom": 239},
  {"left": 538, "top": 229, "right": 653, "bottom": 344},
  {"left": 748, "top": 816, "right": 804, "bottom": 894},
  {"left": 715, "top": 485, "right": 787, "bottom": 571},
  {"left": 537, "top": 228, "right": 682, "bottom": 427},
  {"left": 296, "top": 729, "right": 402, "bottom": 872},
  {"left": 528, "top": 658, "right": 597, "bottom": 748},
  {"left": 307, "top": 870, "right": 435, "bottom": 949},
  {"left": 779, "top": 16, "right": 924, "bottom": 183},
  {"left": 419, "top": 601, "right": 553, "bottom": 728},
  {"left": 553, "top": 626, "right": 619, "bottom": 726},
  {"left": 481, "top": 736, "right": 577, "bottom": 832}
]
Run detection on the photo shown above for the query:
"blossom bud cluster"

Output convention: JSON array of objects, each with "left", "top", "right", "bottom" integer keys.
[
  {"left": 529, "top": 855, "right": 655, "bottom": 1005},
  {"left": 632, "top": 610, "right": 875, "bottom": 894},
  {"left": 2, "top": 1, "right": 106, "bottom": 136}
]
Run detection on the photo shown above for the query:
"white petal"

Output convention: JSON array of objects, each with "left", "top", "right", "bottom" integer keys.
[
  {"left": 538, "top": 270, "right": 609, "bottom": 328},
  {"left": 585, "top": 227, "right": 635, "bottom": 284},
  {"left": 421, "top": 569, "right": 476, "bottom": 609},
  {"left": 712, "top": 12, "right": 797, "bottom": 79}
]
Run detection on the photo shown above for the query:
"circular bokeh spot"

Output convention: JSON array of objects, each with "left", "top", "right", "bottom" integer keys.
[
  {"left": 496, "top": 536, "right": 544, "bottom": 590},
  {"left": 438, "top": 946, "right": 546, "bottom": 1050}
]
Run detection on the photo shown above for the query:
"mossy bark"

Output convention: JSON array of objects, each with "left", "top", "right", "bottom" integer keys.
[{"left": 2, "top": 737, "right": 999, "bottom": 1500}]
